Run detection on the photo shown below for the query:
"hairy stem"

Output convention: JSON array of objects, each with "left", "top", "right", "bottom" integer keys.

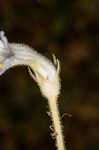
[{"left": 48, "top": 97, "right": 66, "bottom": 150}]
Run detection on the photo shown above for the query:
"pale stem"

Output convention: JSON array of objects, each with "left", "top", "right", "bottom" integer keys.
[{"left": 48, "top": 97, "right": 66, "bottom": 150}]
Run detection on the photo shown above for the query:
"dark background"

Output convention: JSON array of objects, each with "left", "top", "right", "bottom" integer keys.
[{"left": 0, "top": 0, "right": 99, "bottom": 150}]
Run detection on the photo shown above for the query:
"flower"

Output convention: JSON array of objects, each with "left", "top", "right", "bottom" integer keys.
[
  {"left": 0, "top": 31, "right": 65, "bottom": 150},
  {"left": 0, "top": 31, "right": 61, "bottom": 99}
]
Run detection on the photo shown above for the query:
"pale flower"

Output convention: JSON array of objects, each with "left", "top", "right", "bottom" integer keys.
[
  {"left": 0, "top": 31, "right": 60, "bottom": 99},
  {"left": 0, "top": 31, "right": 66, "bottom": 150}
]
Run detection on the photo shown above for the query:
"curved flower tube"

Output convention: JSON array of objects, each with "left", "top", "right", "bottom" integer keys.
[
  {"left": 0, "top": 31, "right": 61, "bottom": 99},
  {"left": 0, "top": 31, "right": 66, "bottom": 150}
]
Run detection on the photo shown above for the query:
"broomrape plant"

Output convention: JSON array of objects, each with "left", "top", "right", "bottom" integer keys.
[{"left": 0, "top": 31, "right": 66, "bottom": 150}]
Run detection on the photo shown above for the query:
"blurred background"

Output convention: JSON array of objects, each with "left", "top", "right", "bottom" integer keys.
[{"left": 0, "top": 0, "right": 99, "bottom": 150}]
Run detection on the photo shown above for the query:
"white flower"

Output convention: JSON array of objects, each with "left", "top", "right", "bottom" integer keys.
[
  {"left": 0, "top": 31, "right": 66, "bottom": 150},
  {"left": 0, "top": 31, "right": 61, "bottom": 99}
]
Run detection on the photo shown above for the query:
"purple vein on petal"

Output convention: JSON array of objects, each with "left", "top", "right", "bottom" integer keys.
[
  {"left": 0, "top": 31, "right": 10, "bottom": 51},
  {"left": 0, "top": 31, "right": 14, "bottom": 57}
]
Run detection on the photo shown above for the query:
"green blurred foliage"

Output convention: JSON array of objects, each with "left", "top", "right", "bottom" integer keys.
[{"left": 0, "top": 0, "right": 99, "bottom": 150}]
